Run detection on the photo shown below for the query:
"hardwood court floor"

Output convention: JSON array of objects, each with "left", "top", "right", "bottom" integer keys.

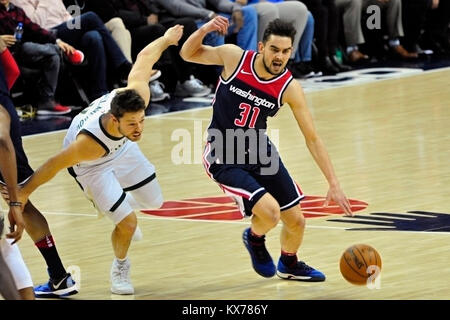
[{"left": 9, "top": 68, "right": 450, "bottom": 300}]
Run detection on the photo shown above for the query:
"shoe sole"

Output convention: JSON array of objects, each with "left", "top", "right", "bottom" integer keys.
[
  {"left": 35, "top": 287, "right": 78, "bottom": 297},
  {"left": 276, "top": 270, "right": 325, "bottom": 282},
  {"left": 111, "top": 288, "right": 135, "bottom": 295}
]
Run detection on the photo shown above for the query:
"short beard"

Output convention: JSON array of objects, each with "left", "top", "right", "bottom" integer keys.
[{"left": 262, "top": 57, "right": 281, "bottom": 76}]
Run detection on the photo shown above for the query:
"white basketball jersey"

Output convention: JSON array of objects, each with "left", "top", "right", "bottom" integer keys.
[{"left": 64, "top": 90, "right": 131, "bottom": 176}]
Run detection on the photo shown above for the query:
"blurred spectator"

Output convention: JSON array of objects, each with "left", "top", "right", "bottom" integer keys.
[
  {"left": 297, "top": 0, "right": 352, "bottom": 74},
  {"left": 335, "top": 0, "right": 369, "bottom": 63},
  {"left": 12, "top": 0, "right": 132, "bottom": 100},
  {"left": 421, "top": 0, "right": 450, "bottom": 55},
  {"left": 111, "top": 0, "right": 211, "bottom": 99},
  {"left": 232, "top": 1, "right": 308, "bottom": 59},
  {"left": 63, "top": 0, "right": 132, "bottom": 63},
  {"left": 0, "top": 0, "right": 76, "bottom": 115},
  {"left": 155, "top": 0, "right": 258, "bottom": 51},
  {"left": 292, "top": 12, "right": 319, "bottom": 78},
  {"left": 361, "top": 0, "right": 418, "bottom": 59}
]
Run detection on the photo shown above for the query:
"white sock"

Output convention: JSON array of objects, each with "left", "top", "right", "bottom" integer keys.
[{"left": 115, "top": 257, "right": 128, "bottom": 264}]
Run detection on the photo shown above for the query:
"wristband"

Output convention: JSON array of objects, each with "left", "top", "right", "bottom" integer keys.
[{"left": 9, "top": 201, "right": 22, "bottom": 207}]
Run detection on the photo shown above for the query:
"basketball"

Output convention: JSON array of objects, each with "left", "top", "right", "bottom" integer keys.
[{"left": 339, "top": 244, "right": 382, "bottom": 285}]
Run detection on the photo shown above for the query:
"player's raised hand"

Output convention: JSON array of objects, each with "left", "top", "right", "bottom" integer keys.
[
  {"left": 164, "top": 24, "right": 184, "bottom": 46},
  {"left": 201, "top": 16, "right": 229, "bottom": 35}
]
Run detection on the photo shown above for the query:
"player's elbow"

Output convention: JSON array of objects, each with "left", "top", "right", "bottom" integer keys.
[
  {"left": 179, "top": 45, "right": 191, "bottom": 61},
  {"left": 180, "top": 45, "right": 199, "bottom": 63}
]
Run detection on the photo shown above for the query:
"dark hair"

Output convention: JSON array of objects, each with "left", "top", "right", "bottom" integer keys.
[
  {"left": 262, "top": 19, "right": 296, "bottom": 44},
  {"left": 110, "top": 89, "right": 146, "bottom": 119}
]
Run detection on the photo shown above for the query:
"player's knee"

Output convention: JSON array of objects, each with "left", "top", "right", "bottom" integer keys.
[
  {"left": 266, "top": 203, "right": 281, "bottom": 227},
  {"left": 285, "top": 212, "right": 305, "bottom": 231},
  {"left": 117, "top": 214, "right": 137, "bottom": 236}
]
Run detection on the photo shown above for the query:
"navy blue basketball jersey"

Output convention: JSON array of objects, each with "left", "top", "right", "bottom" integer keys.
[
  {"left": 209, "top": 50, "right": 293, "bottom": 132},
  {"left": 207, "top": 50, "right": 293, "bottom": 165}
]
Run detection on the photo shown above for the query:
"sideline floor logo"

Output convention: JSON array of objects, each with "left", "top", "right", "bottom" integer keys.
[
  {"left": 328, "top": 211, "right": 450, "bottom": 232},
  {"left": 141, "top": 195, "right": 368, "bottom": 220}
]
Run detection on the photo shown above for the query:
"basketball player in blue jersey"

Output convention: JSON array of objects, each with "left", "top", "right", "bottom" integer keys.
[
  {"left": 15, "top": 25, "right": 184, "bottom": 295},
  {"left": 181, "top": 17, "right": 353, "bottom": 281}
]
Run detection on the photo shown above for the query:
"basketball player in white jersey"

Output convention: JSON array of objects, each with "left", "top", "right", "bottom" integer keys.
[{"left": 16, "top": 25, "right": 184, "bottom": 295}]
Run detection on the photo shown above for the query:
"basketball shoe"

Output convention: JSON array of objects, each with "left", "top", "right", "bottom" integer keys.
[
  {"left": 110, "top": 258, "right": 134, "bottom": 295},
  {"left": 242, "top": 228, "right": 276, "bottom": 277},
  {"left": 276, "top": 259, "right": 326, "bottom": 282},
  {"left": 34, "top": 273, "right": 78, "bottom": 297}
]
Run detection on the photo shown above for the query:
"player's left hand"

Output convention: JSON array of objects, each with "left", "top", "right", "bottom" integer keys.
[
  {"left": 164, "top": 24, "right": 184, "bottom": 46},
  {"left": 6, "top": 205, "right": 25, "bottom": 244},
  {"left": 324, "top": 185, "right": 353, "bottom": 217}
]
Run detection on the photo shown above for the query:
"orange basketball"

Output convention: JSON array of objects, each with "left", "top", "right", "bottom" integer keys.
[{"left": 339, "top": 244, "right": 382, "bottom": 285}]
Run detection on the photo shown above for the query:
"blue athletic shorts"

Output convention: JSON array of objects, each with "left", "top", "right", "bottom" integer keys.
[{"left": 203, "top": 143, "right": 304, "bottom": 217}]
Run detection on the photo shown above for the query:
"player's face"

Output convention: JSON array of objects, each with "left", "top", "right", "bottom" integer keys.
[
  {"left": 117, "top": 110, "right": 146, "bottom": 141},
  {"left": 259, "top": 35, "right": 293, "bottom": 75}
]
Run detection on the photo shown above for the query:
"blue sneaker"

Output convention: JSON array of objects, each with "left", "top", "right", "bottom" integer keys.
[
  {"left": 34, "top": 273, "right": 78, "bottom": 298},
  {"left": 277, "top": 259, "right": 326, "bottom": 282},
  {"left": 242, "top": 228, "right": 276, "bottom": 278}
]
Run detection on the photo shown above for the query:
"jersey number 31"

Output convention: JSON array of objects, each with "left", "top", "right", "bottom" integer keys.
[{"left": 234, "top": 103, "right": 260, "bottom": 128}]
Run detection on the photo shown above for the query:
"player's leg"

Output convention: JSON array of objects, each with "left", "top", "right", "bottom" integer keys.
[
  {"left": 77, "top": 169, "right": 136, "bottom": 295},
  {"left": 250, "top": 193, "right": 281, "bottom": 236},
  {"left": 0, "top": 183, "right": 77, "bottom": 297},
  {"left": 114, "top": 142, "right": 164, "bottom": 242},
  {"left": 0, "top": 238, "right": 35, "bottom": 299},
  {"left": 0, "top": 249, "right": 20, "bottom": 300},
  {"left": 109, "top": 210, "right": 136, "bottom": 295},
  {"left": 262, "top": 160, "right": 325, "bottom": 282},
  {"left": 21, "top": 201, "right": 77, "bottom": 297},
  {"left": 111, "top": 212, "right": 137, "bottom": 260},
  {"left": 277, "top": 205, "right": 325, "bottom": 282},
  {"left": 115, "top": 143, "right": 163, "bottom": 211},
  {"left": 0, "top": 219, "right": 21, "bottom": 300}
]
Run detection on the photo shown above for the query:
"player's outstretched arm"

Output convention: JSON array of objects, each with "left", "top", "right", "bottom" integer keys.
[
  {"left": 126, "top": 25, "right": 184, "bottom": 106},
  {"left": 283, "top": 81, "right": 353, "bottom": 216},
  {"left": 18, "top": 134, "right": 105, "bottom": 206}
]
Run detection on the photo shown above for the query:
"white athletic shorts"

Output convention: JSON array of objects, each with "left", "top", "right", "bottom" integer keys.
[
  {"left": 72, "top": 143, "right": 163, "bottom": 225},
  {"left": 0, "top": 214, "right": 33, "bottom": 290}
]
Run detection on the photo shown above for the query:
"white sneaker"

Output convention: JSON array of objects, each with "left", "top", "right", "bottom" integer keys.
[
  {"left": 110, "top": 258, "right": 134, "bottom": 295},
  {"left": 150, "top": 80, "right": 170, "bottom": 102},
  {"left": 175, "top": 75, "right": 211, "bottom": 97}
]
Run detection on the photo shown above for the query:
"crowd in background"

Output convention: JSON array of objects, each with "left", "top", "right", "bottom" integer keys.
[{"left": 0, "top": 0, "right": 448, "bottom": 119}]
